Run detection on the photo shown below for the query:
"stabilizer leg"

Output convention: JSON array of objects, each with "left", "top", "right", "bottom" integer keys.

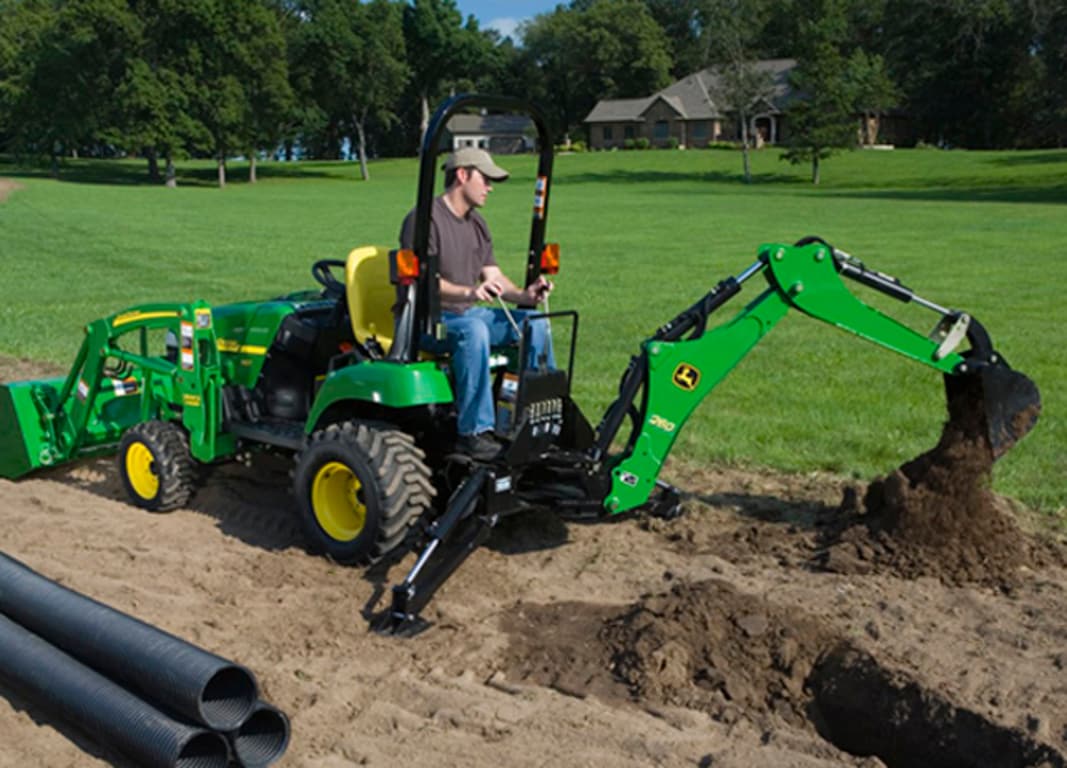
[{"left": 374, "top": 468, "right": 497, "bottom": 636}]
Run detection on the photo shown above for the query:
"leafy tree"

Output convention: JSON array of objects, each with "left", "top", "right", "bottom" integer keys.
[
  {"left": 0, "top": 1, "right": 55, "bottom": 153},
  {"left": 520, "top": 0, "right": 672, "bottom": 140},
  {"left": 288, "top": 0, "right": 407, "bottom": 178},
  {"left": 702, "top": 0, "right": 773, "bottom": 182},
  {"left": 781, "top": 0, "right": 854, "bottom": 183},
  {"left": 643, "top": 0, "right": 709, "bottom": 77},
  {"left": 845, "top": 49, "right": 897, "bottom": 145},
  {"left": 403, "top": 0, "right": 483, "bottom": 143},
  {"left": 14, "top": 0, "right": 142, "bottom": 175}
]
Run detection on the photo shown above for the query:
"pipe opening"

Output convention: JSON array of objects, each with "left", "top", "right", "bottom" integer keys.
[
  {"left": 231, "top": 705, "right": 291, "bottom": 768},
  {"left": 199, "top": 666, "right": 257, "bottom": 730},
  {"left": 175, "top": 731, "right": 229, "bottom": 768}
]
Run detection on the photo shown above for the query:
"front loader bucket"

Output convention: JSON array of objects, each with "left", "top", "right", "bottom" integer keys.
[
  {"left": 0, "top": 378, "right": 63, "bottom": 479},
  {"left": 944, "top": 363, "right": 1041, "bottom": 461}
]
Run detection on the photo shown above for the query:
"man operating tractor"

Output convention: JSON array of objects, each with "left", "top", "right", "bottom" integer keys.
[{"left": 399, "top": 147, "right": 554, "bottom": 461}]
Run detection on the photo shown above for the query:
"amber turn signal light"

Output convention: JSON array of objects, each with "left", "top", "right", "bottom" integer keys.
[
  {"left": 540, "top": 243, "right": 560, "bottom": 275},
  {"left": 391, "top": 248, "right": 420, "bottom": 285}
]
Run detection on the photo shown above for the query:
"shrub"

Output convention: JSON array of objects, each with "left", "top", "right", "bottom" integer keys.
[
  {"left": 623, "top": 138, "right": 636, "bottom": 150},
  {"left": 635, "top": 137, "right": 650, "bottom": 150},
  {"left": 570, "top": 140, "right": 586, "bottom": 153},
  {"left": 666, "top": 137, "right": 679, "bottom": 149},
  {"left": 706, "top": 140, "right": 738, "bottom": 150}
]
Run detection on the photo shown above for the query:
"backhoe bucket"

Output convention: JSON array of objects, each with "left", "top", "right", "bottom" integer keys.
[
  {"left": 0, "top": 378, "right": 63, "bottom": 479},
  {"left": 944, "top": 363, "right": 1041, "bottom": 460}
]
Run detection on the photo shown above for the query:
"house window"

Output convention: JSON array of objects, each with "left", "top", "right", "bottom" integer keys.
[
  {"left": 654, "top": 121, "right": 669, "bottom": 140},
  {"left": 603, "top": 126, "right": 613, "bottom": 141},
  {"left": 624, "top": 125, "right": 635, "bottom": 139},
  {"left": 692, "top": 121, "right": 708, "bottom": 140}
]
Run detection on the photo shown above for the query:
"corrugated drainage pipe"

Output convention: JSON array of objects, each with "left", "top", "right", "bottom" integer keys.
[
  {"left": 0, "top": 551, "right": 257, "bottom": 730},
  {"left": 0, "top": 614, "right": 229, "bottom": 768},
  {"left": 227, "top": 700, "right": 292, "bottom": 768}
]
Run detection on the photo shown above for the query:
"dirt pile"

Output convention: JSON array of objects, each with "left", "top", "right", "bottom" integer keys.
[
  {"left": 601, "top": 579, "right": 834, "bottom": 727},
  {"left": 502, "top": 579, "right": 836, "bottom": 728},
  {"left": 821, "top": 376, "right": 1035, "bottom": 587},
  {"left": 0, "top": 179, "right": 23, "bottom": 204}
]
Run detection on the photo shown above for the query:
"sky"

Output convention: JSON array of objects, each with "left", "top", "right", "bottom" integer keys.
[{"left": 455, "top": 0, "right": 560, "bottom": 40}]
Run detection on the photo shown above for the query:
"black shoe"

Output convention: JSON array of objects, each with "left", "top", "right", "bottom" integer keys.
[{"left": 457, "top": 432, "right": 502, "bottom": 461}]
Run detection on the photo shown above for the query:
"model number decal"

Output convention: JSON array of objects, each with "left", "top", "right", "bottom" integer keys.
[{"left": 650, "top": 414, "right": 676, "bottom": 433}]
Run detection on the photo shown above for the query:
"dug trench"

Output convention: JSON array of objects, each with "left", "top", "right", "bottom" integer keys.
[
  {"left": 499, "top": 378, "right": 1065, "bottom": 767},
  {"left": 501, "top": 579, "right": 1064, "bottom": 768}
]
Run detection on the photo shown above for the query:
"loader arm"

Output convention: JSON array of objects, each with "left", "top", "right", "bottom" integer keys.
[{"left": 599, "top": 240, "right": 1038, "bottom": 514}]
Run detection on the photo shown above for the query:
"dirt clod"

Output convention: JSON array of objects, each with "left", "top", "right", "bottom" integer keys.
[{"left": 821, "top": 376, "right": 1033, "bottom": 587}]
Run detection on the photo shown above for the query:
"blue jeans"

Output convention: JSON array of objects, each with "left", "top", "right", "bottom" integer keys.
[{"left": 424, "top": 307, "right": 555, "bottom": 436}]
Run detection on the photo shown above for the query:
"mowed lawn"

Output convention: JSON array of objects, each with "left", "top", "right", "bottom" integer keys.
[{"left": 1, "top": 147, "right": 1065, "bottom": 514}]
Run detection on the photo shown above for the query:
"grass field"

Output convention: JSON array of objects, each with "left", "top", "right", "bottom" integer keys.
[{"left": 1, "top": 146, "right": 1064, "bottom": 514}]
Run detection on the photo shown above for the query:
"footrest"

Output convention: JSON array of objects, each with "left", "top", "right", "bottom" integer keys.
[{"left": 225, "top": 418, "right": 306, "bottom": 450}]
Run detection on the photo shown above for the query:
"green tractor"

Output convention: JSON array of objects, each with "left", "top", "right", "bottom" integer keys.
[{"left": 0, "top": 95, "right": 1041, "bottom": 632}]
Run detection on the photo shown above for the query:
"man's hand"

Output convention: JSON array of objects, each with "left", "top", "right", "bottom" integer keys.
[
  {"left": 473, "top": 279, "right": 505, "bottom": 302},
  {"left": 525, "top": 275, "right": 554, "bottom": 304}
]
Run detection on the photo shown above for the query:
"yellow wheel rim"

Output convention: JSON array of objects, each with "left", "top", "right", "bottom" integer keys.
[
  {"left": 125, "top": 441, "right": 159, "bottom": 500},
  {"left": 311, "top": 461, "right": 366, "bottom": 542}
]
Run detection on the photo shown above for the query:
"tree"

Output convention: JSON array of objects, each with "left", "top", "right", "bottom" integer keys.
[
  {"left": 403, "top": 0, "right": 483, "bottom": 144},
  {"left": 782, "top": 0, "right": 855, "bottom": 184},
  {"left": 846, "top": 49, "right": 897, "bottom": 145},
  {"left": 13, "top": 0, "right": 142, "bottom": 175},
  {"left": 702, "top": 0, "right": 773, "bottom": 182},
  {"left": 288, "top": 0, "right": 407, "bottom": 178},
  {"left": 520, "top": 0, "right": 672, "bottom": 140}
]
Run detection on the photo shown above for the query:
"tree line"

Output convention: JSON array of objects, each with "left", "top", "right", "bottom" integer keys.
[{"left": 1, "top": 0, "right": 1064, "bottom": 186}]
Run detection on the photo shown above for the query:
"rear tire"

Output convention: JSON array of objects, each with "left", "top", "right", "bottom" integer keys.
[
  {"left": 117, "top": 421, "right": 197, "bottom": 512},
  {"left": 292, "top": 420, "right": 435, "bottom": 565}
]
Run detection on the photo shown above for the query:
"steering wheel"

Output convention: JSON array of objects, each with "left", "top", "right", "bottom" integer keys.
[{"left": 312, "top": 259, "right": 347, "bottom": 300}]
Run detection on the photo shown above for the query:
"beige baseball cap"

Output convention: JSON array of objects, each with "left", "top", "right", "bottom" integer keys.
[{"left": 442, "top": 147, "right": 510, "bottom": 181}]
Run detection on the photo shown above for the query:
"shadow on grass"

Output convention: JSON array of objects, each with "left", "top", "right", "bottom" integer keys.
[
  {"left": 822, "top": 184, "right": 1067, "bottom": 205},
  {"left": 987, "top": 151, "right": 1067, "bottom": 166},
  {"left": 0, "top": 158, "right": 360, "bottom": 187},
  {"left": 560, "top": 168, "right": 802, "bottom": 186}
]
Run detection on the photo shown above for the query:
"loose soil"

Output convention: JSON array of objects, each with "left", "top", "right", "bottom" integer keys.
[
  {"left": 1, "top": 354, "right": 1065, "bottom": 767},
  {"left": 0, "top": 179, "right": 22, "bottom": 204}
]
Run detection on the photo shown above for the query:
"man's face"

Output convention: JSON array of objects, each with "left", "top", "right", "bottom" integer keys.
[{"left": 459, "top": 167, "right": 493, "bottom": 208}]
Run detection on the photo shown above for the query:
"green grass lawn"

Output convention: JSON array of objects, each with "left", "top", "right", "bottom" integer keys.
[{"left": 1, "top": 147, "right": 1065, "bottom": 515}]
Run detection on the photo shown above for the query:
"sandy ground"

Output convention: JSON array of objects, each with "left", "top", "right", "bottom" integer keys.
[
  {"left": 1, "top": 355, "right": 1065, "bottom": 768},
  {"left": 0, "top": 178, "right": 23, "bottom": 204}
]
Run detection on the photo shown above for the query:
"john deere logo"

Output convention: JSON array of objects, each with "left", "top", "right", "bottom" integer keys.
[{"left": 673, "top": 363, "right": 700, "bottom": 391}]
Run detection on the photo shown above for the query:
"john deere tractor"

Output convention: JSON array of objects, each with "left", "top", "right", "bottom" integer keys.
[{"left": 0, "top": 95, "right": 1041, "bottom": 632}]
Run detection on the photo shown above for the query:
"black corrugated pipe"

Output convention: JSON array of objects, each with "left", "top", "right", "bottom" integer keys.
[
  {"left": 0, "top": 614, "right": 229, "bottom": 768},
  {"left": 0, "top": 551, "right": 257, "bottom": 730},
  {"left": 227, "top": 700, "right": 291, "bottom": 768}
]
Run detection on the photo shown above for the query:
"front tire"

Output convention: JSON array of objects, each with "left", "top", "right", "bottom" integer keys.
[
  {"left": 117, "top": 421, "right": 197, "bottom": 511},
  {"left": 292, "top": 421, "right": 435, "bottom": 565}
]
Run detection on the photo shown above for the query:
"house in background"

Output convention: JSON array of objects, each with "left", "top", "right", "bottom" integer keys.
[
  {"left": 447, "top": 114, "right": 536, "bottom": 154},
  {"left": 584, "top": 59, "right": 797, "bottom": 150}
]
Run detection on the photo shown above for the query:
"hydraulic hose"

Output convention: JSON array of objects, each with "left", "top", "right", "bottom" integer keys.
[
  {"left": 0, "top": 614, "right": 229, "bottom": 768},
  {"left": 0, "top": 551, "right": 257, "bottom": 730},
  {"left": 226, "top": 700, "right": 292, "bottom": 768}
]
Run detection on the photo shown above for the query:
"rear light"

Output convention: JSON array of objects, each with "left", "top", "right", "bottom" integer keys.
[
  {"left": 391, "top": 248, "right": 419, "bottom": 285},
  {"left": 540, "top": 243, "right": 560, "bottom": 275}
]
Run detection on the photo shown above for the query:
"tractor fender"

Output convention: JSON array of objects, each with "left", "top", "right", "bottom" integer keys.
[{"left": 305, "top": 360, "right": 452, "bottom": 433}]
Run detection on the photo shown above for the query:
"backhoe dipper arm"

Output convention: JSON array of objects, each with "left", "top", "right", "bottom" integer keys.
[{"left": 598, "top": 240, "right": 980, "bottom": 515}]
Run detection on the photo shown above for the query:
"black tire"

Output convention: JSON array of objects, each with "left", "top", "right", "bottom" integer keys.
[
  {"left": 292, "top": 420, "right": 435, "bottom": 565},
  {"left": 117, "top": 421, "right": 197, "bottom": 512}
]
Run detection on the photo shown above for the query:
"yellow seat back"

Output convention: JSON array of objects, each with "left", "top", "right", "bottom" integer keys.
[{"left": 345, "top": 246, "right": 395, "bottom": 353}]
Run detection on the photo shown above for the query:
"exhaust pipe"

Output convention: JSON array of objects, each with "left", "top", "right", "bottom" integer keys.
[
  {"left": 0, "top": 614, "right": 230, "bottom": 768},
  {"left": 0, "top": 552, "right": 257, "bottom": 730}
]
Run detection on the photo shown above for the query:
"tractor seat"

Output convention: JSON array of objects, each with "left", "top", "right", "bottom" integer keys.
[
  {"left": 344, "top": 244, "right": 517, "bottom": 369},
  {"left": 345, "top": 245, "right": 397, "bottom": 354}
]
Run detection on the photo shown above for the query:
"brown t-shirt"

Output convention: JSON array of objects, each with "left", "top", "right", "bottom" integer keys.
[{"left": 399, "top": 196, "right": 498, "bottom": 314}]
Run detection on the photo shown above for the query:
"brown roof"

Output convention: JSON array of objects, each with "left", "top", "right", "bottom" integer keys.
[{"left": 583, "top": 59, "right": 797, "bottom": 124}]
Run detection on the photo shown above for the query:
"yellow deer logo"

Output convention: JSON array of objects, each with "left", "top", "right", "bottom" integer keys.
[{"left": 672, "top": 363, "right": 701, "bottom": 391}]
